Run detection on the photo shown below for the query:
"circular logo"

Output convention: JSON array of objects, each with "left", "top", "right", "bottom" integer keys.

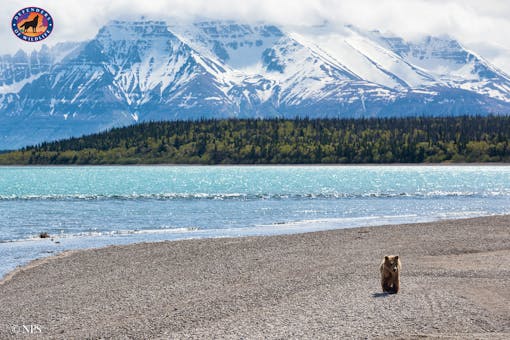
[{"left": 12, "top": 7, "right": 54, "bottom": 42}]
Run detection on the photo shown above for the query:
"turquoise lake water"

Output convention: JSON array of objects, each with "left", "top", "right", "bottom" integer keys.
[{"left": 1, "top": 165, "right": 510, "bottom": 277}]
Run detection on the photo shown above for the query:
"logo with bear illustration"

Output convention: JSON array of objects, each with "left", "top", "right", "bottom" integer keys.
[{"left": 12, "top": 7, "right": 54, "bottom": 42}]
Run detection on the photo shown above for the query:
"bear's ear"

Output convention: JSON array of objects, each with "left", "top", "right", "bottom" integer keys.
[
  {"left": 384, "top": 256, "right": 389, "bottom": 261},
  {"left": 394, "top": 255, "right": 399, "bottom": 260}
]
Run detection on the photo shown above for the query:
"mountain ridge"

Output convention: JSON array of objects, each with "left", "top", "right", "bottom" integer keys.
[{"left": 1, "top": 19, "right": 510, "bottom": 149}]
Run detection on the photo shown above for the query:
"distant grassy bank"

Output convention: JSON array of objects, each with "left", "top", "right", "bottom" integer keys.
[{"left": 0, "top": 116, "right": 509, "bottom": 165}]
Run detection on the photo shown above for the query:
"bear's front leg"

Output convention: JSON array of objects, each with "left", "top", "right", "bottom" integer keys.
[
  {"left": 392, "top": 278, "right": 400, "bottom": 294},
  {"left": 382, "top": 281, "right": 391, "bottom": 292}
]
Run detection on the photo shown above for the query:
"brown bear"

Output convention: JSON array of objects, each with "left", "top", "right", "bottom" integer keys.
[{"left": 380, "top": 255, "right": 401, "bottom": 294}]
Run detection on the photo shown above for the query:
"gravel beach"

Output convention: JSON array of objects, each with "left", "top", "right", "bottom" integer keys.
[{"left": 1, "top": 215, "right": 509, "bottom": 339}]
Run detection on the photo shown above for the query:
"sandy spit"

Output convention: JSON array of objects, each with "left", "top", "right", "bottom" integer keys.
[{"left": 1, "top": 215, "right": 509, "bottom": 339}]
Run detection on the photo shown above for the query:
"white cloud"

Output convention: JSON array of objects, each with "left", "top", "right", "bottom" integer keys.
[{"left": 1, "top": 0, "right": 510, "bottom": 73}]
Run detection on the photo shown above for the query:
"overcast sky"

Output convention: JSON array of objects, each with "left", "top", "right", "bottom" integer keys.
[{"left": 2, "top": 0, "right": 510, "bottom": 73}]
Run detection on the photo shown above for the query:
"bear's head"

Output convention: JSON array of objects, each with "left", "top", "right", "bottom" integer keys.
[{"left": 384, "top": 255, "right": 399, "bottom": 272}]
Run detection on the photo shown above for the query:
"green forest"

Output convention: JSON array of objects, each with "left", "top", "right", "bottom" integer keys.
[{"left": 1, "top": 116, "right": 509, "bottom": 164}]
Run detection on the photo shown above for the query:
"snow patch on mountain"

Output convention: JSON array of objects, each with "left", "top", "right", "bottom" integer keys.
[{"left": 0, "top": 73, "right": 44, "bottom": 94}]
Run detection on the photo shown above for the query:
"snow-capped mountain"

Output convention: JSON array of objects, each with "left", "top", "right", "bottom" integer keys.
[{"left": 1, "top": 20, "right": 510, "bottom": 149}]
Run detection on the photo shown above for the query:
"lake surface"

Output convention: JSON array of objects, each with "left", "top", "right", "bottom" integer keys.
[{"left": 1, "top": 165, "right": 510, "bottom": 277}]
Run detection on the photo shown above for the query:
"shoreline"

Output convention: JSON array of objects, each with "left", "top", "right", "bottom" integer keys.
[
  {"left": 1, "top": 213, "right": 504, "bottom": 284},
  {"left": 1, "top": 215, "right": 509, "bottom": 338},
  {"left": 0, "top": 162, "right": 510, "bottom": 167},
  {"left": 0, "top": 250, "right": 78, "bottom": 287},
  {"left": 0, "top": 212, "right": 504, "bottom": 281}
]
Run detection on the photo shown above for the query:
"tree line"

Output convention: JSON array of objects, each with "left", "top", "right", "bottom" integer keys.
[{"left": 0, "top": 116, "right": 509, "bottom": 164}]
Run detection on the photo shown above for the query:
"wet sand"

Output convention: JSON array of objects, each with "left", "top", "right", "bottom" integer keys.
[{"left": 1, "top": 215, "right": 509, "bottom": 339}]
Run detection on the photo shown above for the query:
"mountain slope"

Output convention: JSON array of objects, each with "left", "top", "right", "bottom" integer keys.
[{"left": 1, "top": 20, "right": 510, "bottom": 149}]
